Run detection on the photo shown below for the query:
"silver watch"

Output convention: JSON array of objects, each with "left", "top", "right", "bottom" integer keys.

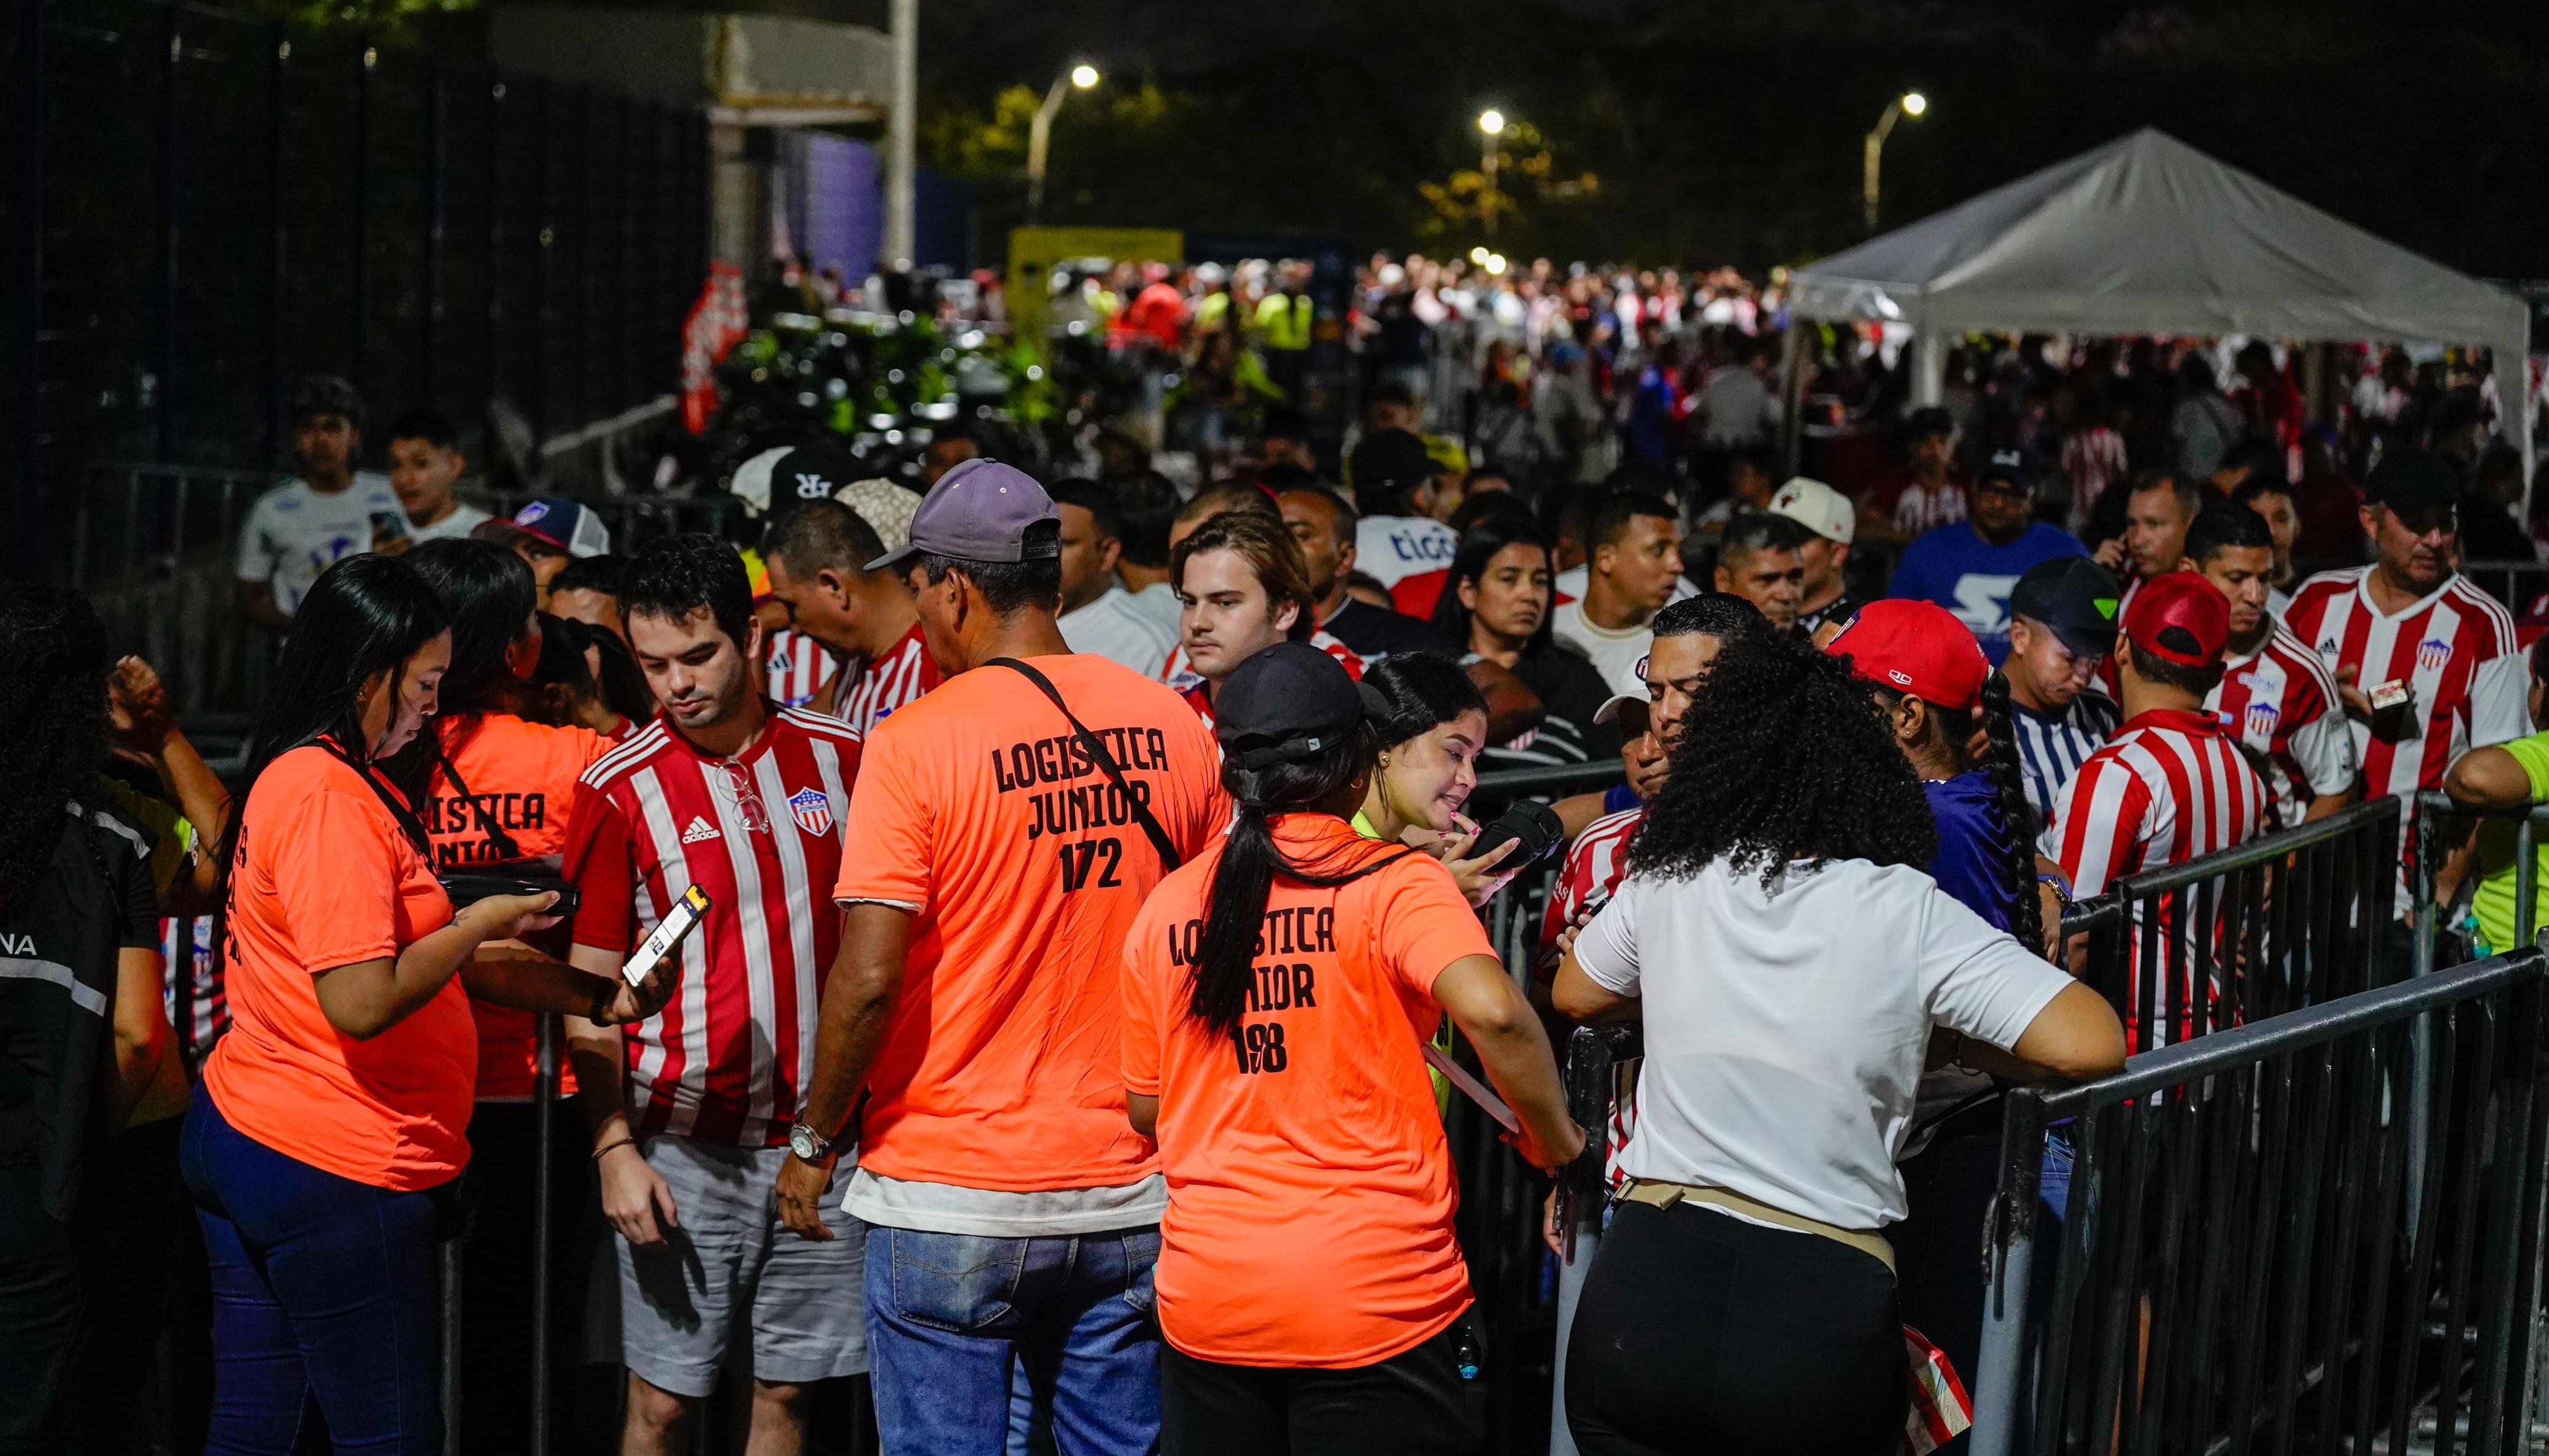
[{"left": 787, "top": 1122, "right": 833, "bottom": 1161}]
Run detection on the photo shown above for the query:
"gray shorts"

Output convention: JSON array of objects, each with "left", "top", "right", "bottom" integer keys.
[{"left": 617, "top": 1134, "right": 866, "bottom": 1396}]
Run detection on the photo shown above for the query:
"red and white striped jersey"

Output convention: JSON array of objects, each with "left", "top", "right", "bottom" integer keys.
[
  {"left": 836, "top": 622, "right": 942, "bottom": 739},
  {"left": 1538, "top": 806, "right": 1643, "bottom": 973},
  {"left": 2283, "top": 568, "right": 2527, "bottom": 806},
  {"left": 2043, "top": 708, "right": 2270, "bottom": 898},
  {"left": 2204, "top": 620, "right": 2358, "bottom": 829},
  {"left": 162, "top": 914, "right": 226, "bottom": 1060},
  {"left": 1163, "top": 631, "right": 1365, "bottom": 728},
  {"left": 561, "top": 706, "right": 862, "bottom": 1147},
  {"left": 762, "top": 628, "right": 841, "bottom": 710},
  {"left": 1537, "top": 806, "right": 1645, "bottom": 1193}
]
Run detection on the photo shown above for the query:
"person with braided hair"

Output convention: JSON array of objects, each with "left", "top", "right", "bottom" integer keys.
[{"left": 1551, "top": 626, "right": 2122, "bottom": 1456}]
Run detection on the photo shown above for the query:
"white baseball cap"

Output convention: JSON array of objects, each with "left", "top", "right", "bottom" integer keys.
[{"left": 1768, "top": 476, "right": 1853, "bottom": 545}]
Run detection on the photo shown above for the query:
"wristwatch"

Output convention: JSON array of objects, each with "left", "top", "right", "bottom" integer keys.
[{"left": 787, "top": 1121, "right": 835, "bottom": 1162}]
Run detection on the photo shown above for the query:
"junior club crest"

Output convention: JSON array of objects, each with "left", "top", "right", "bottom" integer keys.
[
  {"left": 2417, "top": 637, "right": 2452, "bottom": 674},
  {"left": 787, "top": 787, "right": 833, "bottom": 836}
]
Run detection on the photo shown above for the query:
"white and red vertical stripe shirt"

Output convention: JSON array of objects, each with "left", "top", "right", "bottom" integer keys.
[
  {"left": 2204, "top": 620, "right": 2358, "bottom": 830},
  {"left": 762, "top": 628, "right": 841, "bottom": 710},
  {"left": 2043, "top": 707, "right": 2269, "bottom": 1046},
  {"left": 1537, "top": 806, "right": 1645, "bottom": 1193},
  {"left": 2284, "top": 568, "right": 2528, "bottom": 902},
  {"left": 836, "top": 621, "right": 942, "bottom": 739},
  {"left": 561, "top": 706, "right": 862, "bottom": 1147},
  {"left": 2042, "top": 708, "right": 2270, "bottom": 899}
]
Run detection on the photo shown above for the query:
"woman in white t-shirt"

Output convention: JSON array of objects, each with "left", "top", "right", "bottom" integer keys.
[{"left": 1551, "top": 629, "right": 2123, "bottom": 1455}]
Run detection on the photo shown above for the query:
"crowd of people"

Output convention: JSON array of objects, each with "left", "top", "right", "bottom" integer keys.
[{"left": 7, "top": 245, "right": 2548, "bottom": 1456}]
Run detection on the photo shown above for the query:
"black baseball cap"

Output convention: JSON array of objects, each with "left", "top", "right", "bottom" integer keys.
[
  {"left": 1348, "top": 428, "right": 1440, "bottom": 504},
  {"left": 1214, "top": 641, "right": 1392, "bottom": 772},
  {"left": 2009, "top": 555, "right": 2123, "bottom": 658},
  {"left": 1978, "top": 447, "right": 2035, "bottom": 494},
  {"left": 2363, "top": 446, "right": 2460, "bottom": 521}
]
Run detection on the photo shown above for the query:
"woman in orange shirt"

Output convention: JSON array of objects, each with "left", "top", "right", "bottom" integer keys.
[
  {"left": 1119, "top": 641, "right": 1583, "bottom": 1455},
  {"left": 177, "top": 555, "right": 672, "bottom": 1456}
]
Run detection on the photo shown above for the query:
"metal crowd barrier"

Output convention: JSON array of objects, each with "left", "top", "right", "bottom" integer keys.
[
  {"left": 1445, "top": 758, "right": 1627, "bottom": 1452},
  {"left": 2061, "top": 796, "right": 2402, "bottom": 1048},
  {"left": 1970, "top": 946, "right": 2549, "bottom": 1456},
  {"left": 71, "top": 461, "right": 746, "bottom": 736}
]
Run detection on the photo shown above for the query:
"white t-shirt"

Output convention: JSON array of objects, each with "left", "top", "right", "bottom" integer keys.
[
  {"left": 1547, "top": 597, "right": 1653, "bottom": 698},
  {"left": 1573, "top": 856, "right": 2075, "bottom": 1230},
  {"left": 232, "top": 471, "right": 405, "bottom": 615},
  {"left": 1355, "top": 514, "right": 1459, "bottom": 587},
  {"left": 404, "top": 500, "right": 494, "bottom": 543},
  {"left": 1126, "top": 579, "right": 1184, "bottom": 637},
  {"left": 1552, "top": 564, "right": 1698, "bottom": 609},
  {"left": 1059, "top": 585, "right": 1181, "bottom": 681}
]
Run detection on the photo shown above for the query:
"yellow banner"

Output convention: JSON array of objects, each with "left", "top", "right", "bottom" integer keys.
[{"left": 1006, "top": 226, "right": 1185, "bottom": 359}]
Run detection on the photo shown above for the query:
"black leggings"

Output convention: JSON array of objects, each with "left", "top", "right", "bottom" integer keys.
[
  {"left": 1159, "top": 1326, "right": 1478, "bottom": 1456},
  {"left": 1567, "top": 1200, "right": 1907, "bottom": 1456}
]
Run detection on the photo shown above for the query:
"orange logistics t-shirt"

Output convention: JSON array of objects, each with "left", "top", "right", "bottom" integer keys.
[
  {"left": 204, "top": 744, "right": 475, "bottom": 1190},
  {"left": 833, "top": 653, "right": 1227, "bottom": 1192},
  {"left": 422, "top": 712, "right": 608, "bottom": 1100},
  {"left": 1119, "top": 814, "right": 1494, "bottom": 1367}
]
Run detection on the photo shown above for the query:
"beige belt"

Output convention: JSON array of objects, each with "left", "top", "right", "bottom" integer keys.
[{"left": 1620, "top": 1179, "right": 1896, "bottom": 1276}]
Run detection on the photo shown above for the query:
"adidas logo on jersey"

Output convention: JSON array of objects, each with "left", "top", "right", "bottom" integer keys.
[{"left": 679, "top": 815, "right": 720, "bottom": 844}]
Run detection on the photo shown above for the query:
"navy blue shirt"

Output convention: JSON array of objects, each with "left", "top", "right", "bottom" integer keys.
[
  {"left": 1887, "top": 520, "right": 2088, "bottom": 663},
  {"left": 1924, "top": 771, "right": 2023, "bottom": 934}
]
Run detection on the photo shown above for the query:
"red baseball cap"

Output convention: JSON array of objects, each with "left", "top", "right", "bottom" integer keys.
[
  {"left": 2121, "top": 571, "right": 2230, "bottom": 668},
  {"left": 1824, "top": 599, "right": 1989, "bottom": 712}
]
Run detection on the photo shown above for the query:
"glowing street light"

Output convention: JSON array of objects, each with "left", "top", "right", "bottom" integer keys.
[
  {"left": 1476, "top": 109, "right": 1508, "bottom": 238},
  {"left": 1028, "top": 63, "right": 1103, "bottom": 221},
  {"left": 1863, "top": 90, "right": 1929, "bottom": 231}
]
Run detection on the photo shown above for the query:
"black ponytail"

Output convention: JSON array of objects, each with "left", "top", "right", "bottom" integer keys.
[
  {"left": 1978, "top": 671, "right": 2047, "bottom": 958},
  {"left": 1189, "top": 722, "right": 1402, "bottom": 1039}
]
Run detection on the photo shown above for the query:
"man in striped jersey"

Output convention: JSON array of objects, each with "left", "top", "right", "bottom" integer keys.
[
  {"left": 2002, "top": 556, "right": 2126, "bottom": 833},
  {"left": 2183, "top": 504, "right": 2356, "bottom": 828},
  {"left": 761, "top": 498, "right": 943, "bottom": 736},
  {"left": 2044, "top": 571, "right": 2269, "bottom": 899},
  {"left": 559, "top": 536, "right": 869, "bottom": 1455},
  {"left": 2046, "top": 572, "right": 2269, "bottom": 1047},
  {"left": 2285, "top": 449, "right": 2528, "bottom": 906}
]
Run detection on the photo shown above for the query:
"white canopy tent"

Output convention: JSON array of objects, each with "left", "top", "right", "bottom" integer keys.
[{"left": 1786, "top": 127, "right": 2534, "bottom": 488}]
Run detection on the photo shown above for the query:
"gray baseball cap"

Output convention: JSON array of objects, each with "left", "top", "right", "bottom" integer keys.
[{"left": 865, "top": 458, "right": 1062, "bottom": 572}]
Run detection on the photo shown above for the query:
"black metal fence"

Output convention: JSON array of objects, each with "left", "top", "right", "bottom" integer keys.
[
  {"left": 5, "top": 0, "right": 711, "bottom": 579},
  {"left": 2063, "top": 796, "right": 2403, "bottom": 1050},
  {"left": 1972, "top": 946, "right": 2549, "bottom": 1456}
]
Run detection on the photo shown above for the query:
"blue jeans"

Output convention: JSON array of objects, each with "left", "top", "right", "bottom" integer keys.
[
  {"left": 866, "top": 1224, "right": 1162, "bottom": 1456},
  {"left": 177, "top": 1082, "right": 447, "bottom": 1456}
]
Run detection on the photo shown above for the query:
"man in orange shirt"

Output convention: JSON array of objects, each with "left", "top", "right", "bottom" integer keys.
[{"left": 774, "top": 460, "right": 1227, "bottom": 1455}]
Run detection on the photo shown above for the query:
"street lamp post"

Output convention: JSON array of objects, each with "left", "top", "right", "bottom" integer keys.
[
  {"left": 1861, "top": 90, "right": 1927, "bottom": 231},
  {"left": 1477, "top": 108, "right": 1505, "bottom": 239},
  {"left": 1027, "top": 63, "right": 1100, "bottom": 223}
]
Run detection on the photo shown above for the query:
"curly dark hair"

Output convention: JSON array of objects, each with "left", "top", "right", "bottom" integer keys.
[
  {"left": 1630, "top": 628, "right": 1935, "bottom": 887},
  {"left": 0, "top": 587, "right": 110, "bottom": 911}
]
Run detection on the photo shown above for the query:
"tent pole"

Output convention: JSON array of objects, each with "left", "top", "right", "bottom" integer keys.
[
  {"left": 1912, "top": 331, "right": 1946, "bottom": 408},
  {"left": 1780, "top": 321, "right": 1805, "bottom": 477},
  {"left": 2518, "top": 345, "right": 2536, "bottom": 530}
]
